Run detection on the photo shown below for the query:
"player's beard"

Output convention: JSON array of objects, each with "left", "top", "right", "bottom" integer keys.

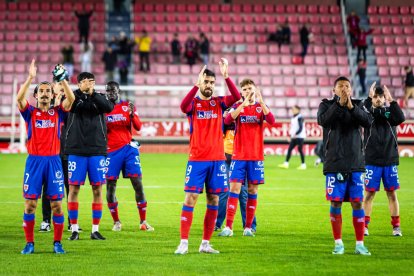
[{"left": 200, "top": 88, "right": 213, "bottom": 98}]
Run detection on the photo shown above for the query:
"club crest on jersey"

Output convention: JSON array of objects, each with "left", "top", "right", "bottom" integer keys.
[
  {"left": 365, "top": 179, "right": 369, "bottom": 186},
  {"left": 210, "top": 100, "right": 216, "bottom": 107},
  {"left": 327, "top": 188, "right": 333, "bottom": 195},
  {"left": 48, "top": 109, "right": 55, "bottom": 116},
  {"left": 56, "top": 170, "right": 63, "bottom": 179},
  {"left": 197, "top": 110, "right": 217, "bottom": 119},
  {"left": 185, "top": 176, "right": 190, "bottom": 183},
  {"left": 35, "top": 120, "right": 55, "bottom": 128},
  {"left": 256, "top": 107, "right": 262, "bottom": 113},
  {"left": 24, "top": 184, "right": 29, "bottom": 192},
  {"left": 122, "top": 106, "right": 128, "bottom": 112},
  {"left": 240, "top": 115, "right": 258, "bottom": 123}
]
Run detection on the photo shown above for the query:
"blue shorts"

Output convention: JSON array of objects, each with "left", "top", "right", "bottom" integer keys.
[
  {"left": 106, "top": 145, "right": 142, "bottom": 180},
  {"left": 325, "top": 172, "right": 364, "bottom": 202},
  {"left": 229, "top": 160, "right": 265, "bottom": 185},
  {"left": 68, "top": 155, "right": 107, "bottom": 186},
  {"left": 23, "top": 155, "right": 64, "bottom": 200},
  {"left": 365, "top": 165, "right": 400, "bottom": 192},
  {"left": 184, "top": 161, "right": 228, "bottom": 194}
]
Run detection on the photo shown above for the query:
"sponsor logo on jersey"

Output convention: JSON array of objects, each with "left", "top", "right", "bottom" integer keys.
[
  {"left": 240, "top": 115, "right": 259, "bottom": 123},
  {"left": 122, "top": 106, "right": 128, "bottom": 112},
  {"left": 257, "top": 161, "right": 264, "bottom": 167},
  {"left": 48, "top": 109, "right": 55, "bottom": 116},
  {"left": 256, "top": 107, "right": 262, "bottom": 113},
  {"left": 35, "top": 120, "right": 55, "bottom": 128},
  {"left": 107, "top": 114, "right": 127, "bottom": 123},
  {"left": 56, "top": 170, "right": 63, "bottom": 179},
  {"left": 210, "top": 100, "right": 216, "bottom": 107},
  {"left": 196, "top": 110, "right": 218, "bottom": 119},
  {"left": 392, "top": 166, "right": 397, "bottom": 173}
]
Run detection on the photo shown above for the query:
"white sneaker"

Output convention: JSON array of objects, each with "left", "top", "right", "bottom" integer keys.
[
  {"left": 174, "top": 240, "right": 188, "bottom": 255},
  {"left": 112, "top": 221, "right": 122, "bottom": 231},
  {"left": 199, "top": 241, "right": 220, "bottom": 254},
  {"left": 314, "top": 158, "right": 321, "bottom": 167},
  {"left": 393, "top": 227, "right": 402, "bottom": 236},
  {"left": 140, "top": 220, "right": 154, "bottom": 231},
  {"left": 218, "top": 226, "right": 233, "bottom": 237},
  {"left": 39, "top": 221, "right": 51, "bottom": 232},
  {"left": 278, "top": 162, "right": 289, "bottom": 169},
  {"left": 297, "top": 163, "right": 307, "bottom": 170},
  {"left": 243, "top": 228, "right": 255, "bottom": 237},
  {"left": 364, "top": 227, "right": 369, "bottom": 236}
]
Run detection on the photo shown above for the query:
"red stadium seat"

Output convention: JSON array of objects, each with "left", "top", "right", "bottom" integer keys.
[{"left": 367, "top": 6, "right": 377, "bottom": 14}]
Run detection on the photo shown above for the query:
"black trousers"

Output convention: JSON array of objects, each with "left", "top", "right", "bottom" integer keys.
[{"left": 285, "top": 138, "right": 305, "bottom": 163}]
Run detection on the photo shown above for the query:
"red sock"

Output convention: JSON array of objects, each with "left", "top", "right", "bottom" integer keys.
[
  {"left": 330, "top": 214, "right": 342, "bottom": 240},
  {"left": 52, "top": 213, "right": 64, "bottom": 242},
  {"left": 68, "top": 202, "right": 78, "bottom": 225},
  {"left": 365, "top": 216, "right": 370, "bottom": 228},
  {"left": 92, "top": 203, "right": 103, "bottom": 225},
  {"left": 225, "top": 193, "right": 239, "bottom": 229},
  {"left": 107, "top": 202, "right": 119, "bottom": 222},
  {"left": 391, "top": 216, "right": 400, "bottom": 227},
  {"left": 203, "top": 205, "right": 218, "bottom": 241},
  {"left": 137, "top": 201, "right": 147, "bottom": 222},
  {"left": 180, "top": 205, "right": 194, "bottom": 240},
  {"left": 352, "top": 217, "right": 365, "bottom": 241},
  {"left": 245, "top": 194, "right": 258, "bottom": 229},
  {"left": 23, "top": 213, "right": 35, "bottom": 243}
]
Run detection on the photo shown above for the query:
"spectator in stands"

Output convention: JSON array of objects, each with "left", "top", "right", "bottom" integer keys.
[
  {"left": 75, "top": 10, "right": 93, "bottom": 44},
  {"left": 184, "top": 35, "right": 199, "bottom": 68},
  {"left": 118, "top": 60, "right": 129, "bottom": 85},
  {"left": 282, "top": 22, "right": 291, "bottom": 45},
  {"left": 109, "top": 36, "right": 120, "bottom": 52},
  {"left": 171, "top": 33, "right": 182, "bottom": 64},
  {"left": 199, "top": 33, "right": 210, "bottom": 66},
  {"left": 61, "top": 45, "right": 74, "bottom": 78},
  {"left": 80, "top": 41, "right": 94, "bottom": 73},
  {"left": 346, "top": 11, "right": 360, "bottom": 48},
  {"left": 356, "top": 26, "right": 373, "bottom": 63},
  {"left": 117, "top": 32, "right": 135, "bottom": 67},
  {"left": 404, "top": 66, "right": 414, "bottom": 106},
  {"left": 299, "top": 24, "right": 310, "bottom": 58},
  {"left": 135, "top": 30, "right": 152, "bottom": 72},
  {"left": 102, "top": 47, "right": 118, "bottom": 82},
  {"left": 357, "top": 59, "right": 367, "bottom": 96},
  {"left": 267, "top": 24, "right": 284, "bottom": 49},
  {"left": 113, "top": 0, "right": 126, "bottom": 14}
]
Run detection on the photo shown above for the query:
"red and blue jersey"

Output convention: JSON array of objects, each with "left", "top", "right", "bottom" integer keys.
[
  {"left": 230, "top": 102, "right": 267, "bottom": 161},
  {"left": 106, "top": 100, "right": 142, "bottom": 153},
  {"left": 187, "top": 96, "right": 228, "bottom": 161},
  {"left": 19, "top": 102, "right": 68, "bottom": 156}
]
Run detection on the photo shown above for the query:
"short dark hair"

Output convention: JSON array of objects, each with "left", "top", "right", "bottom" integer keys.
[
  {"left": 77, "top": 72, "right": 95, "bottom": 83},
  {"left": 334, "top": 76, "right": 350, "bottom": 86},
  {"left": 374, "top": 87, "right": 384, "bottom": 95},
  {"left": 239, "top": 78, "right": 256, "bottom": 87},
  {"left": 105, "top": 81, "right": 120, "bottom": 91},
  {"left": 204, "top": 69, "right": 215, "bottom": 79},
  {"left": 293, "top": 105, "right": 301, "bottom": 111}
]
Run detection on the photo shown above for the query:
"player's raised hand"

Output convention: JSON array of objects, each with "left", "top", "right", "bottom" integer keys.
[
  {"left": 256, "top": 87, "right": 264, "bottom": 105},
  {"left": 29, "top": 59, "right": 37, "bottom": 79},
  {"left": 196, "top": 65, "right": 207, "bottom": 87},
  {"left": 346, "top": 94, "right": 353, "bottom": 110},
  {"left": 128, "top": 101, "right": 135, "bottom": 116},
  {"left": 219, "top": 57, "right": 229, "bottom": 79},
  {"left": 369, "top": 81, "right": 376, "bottom": 98},
  {"left": 383, "top": 85, "right": 393, "bottom": 102},
  {"left": 242, "top": 91, "right": 253, "bottom": 107}
]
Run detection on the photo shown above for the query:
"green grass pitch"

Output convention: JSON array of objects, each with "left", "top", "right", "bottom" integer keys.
[{"left": 0, "top": 153, "right": 413, "bottom": 275}]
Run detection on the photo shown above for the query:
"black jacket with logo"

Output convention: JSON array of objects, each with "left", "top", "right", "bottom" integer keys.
[
  {"left": 363, "top": 98, "right": 405, "bottom": 166},
  {"left": 317, "top": 95, "right": 372, "bottom": 175},
  {"left": 63, "top": 89, "right": 114, "bottom": 156}
]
